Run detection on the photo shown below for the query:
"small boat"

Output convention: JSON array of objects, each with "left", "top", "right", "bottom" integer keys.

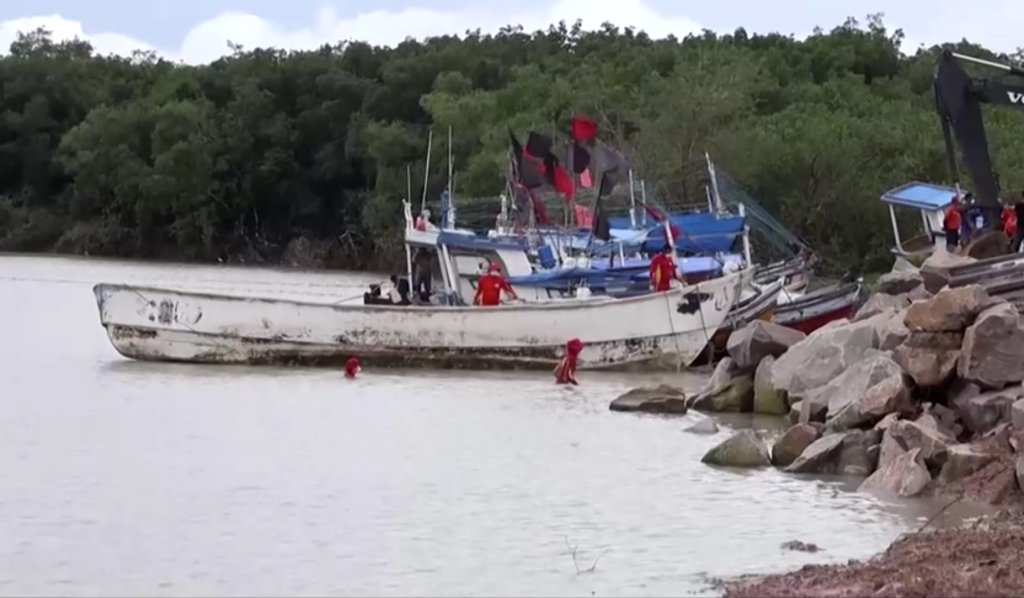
[
  {"left": 93, "top": 270, "right": 743, "bottom": 370},
  {"left": 772, "top": 281, "right": 864, "bottom": 335}
]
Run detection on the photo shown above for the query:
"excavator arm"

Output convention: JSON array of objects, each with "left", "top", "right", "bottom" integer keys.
[{"left": 934, "top": 50, "right": 1024, "bottom": 228}]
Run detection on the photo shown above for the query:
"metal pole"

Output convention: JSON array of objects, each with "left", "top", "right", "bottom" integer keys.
[
  {"left": 420, "top": 129, "right": 433, "bottom": 215},
  {"left": 628, "top": 169, "right": 637, "bottom": 228},
  {"left": 739, "top": 203, "right": 753, "bottom": 268},
  {"left": 446, "top": 126, "right": 453, "bottom": 229}
]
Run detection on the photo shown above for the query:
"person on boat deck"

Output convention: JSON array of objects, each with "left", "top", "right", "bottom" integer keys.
[
  {"left": 962, "top": 192, "right": 981, "bottom": 243},
  {"left": 388, "top": 274, "right": 412, "bottom": 305},
  {"left": 412, "top": 248, "right": 433, "bottom": 302},
  {"left": 414, "top": 208, "right": 432, "bottom": 232},
  {"left": 1011, "top": 192, "right": 1024, "bottom": 253},
  {"left": 649, "top": 245, "right": 684, "bottom": 292},
  {"left": 943, "top": 195, "right": 962, "bottom": 250},
  {"left": 1002, "top": 200, "right": 1018, "bottom": 242},
  {"left": 474, "top": 262, "right": 518, "bottom": 306}
]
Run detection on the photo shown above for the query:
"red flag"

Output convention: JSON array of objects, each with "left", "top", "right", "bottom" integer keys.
[
  {"left": 571, "top": 114, "right": 598, "bottom": 144},
  {"left": 553, "top": 165, "right": 574, "bottom": 201}
]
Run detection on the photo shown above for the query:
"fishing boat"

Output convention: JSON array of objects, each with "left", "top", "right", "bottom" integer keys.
[
  {"left": 93, "top": 274, "right": 743, "bottom": 371},
  {"left": 94, "top": 198, "right": 745, "bottom": 370},
  {"left": 772, "top": 281, "right": 865, "bottom": 335},
  {"left": 706, "top": 277, "right": 785, "bottom": 354}
]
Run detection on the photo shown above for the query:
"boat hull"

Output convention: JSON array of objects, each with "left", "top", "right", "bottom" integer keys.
[
  {"left": 773, "top": 282, "right": 863, "bottom": 335},
  {"left": 93, "top": 273, "right": 743, "bottom": 371}
]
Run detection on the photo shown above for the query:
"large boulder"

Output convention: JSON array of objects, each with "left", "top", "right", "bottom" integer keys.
[
  {"left": 771, "top": 423, "right": 821, "bottom": 467},
  {"left": 853, "top": 293, "right": 910, "bottom": 321},
  {"left": 891, "top": 256, "right": 919, "bottom": 274},
  {"left": 886, "top": 416, "right": 956, "bottom": 470},
  {"left": 610, "top": 385, "right": 688, "bottom": 414},
  {"left": 878, "top": 310, "right": 911, "bottom": 351},
  {"left": 892, "top": 331, "right": 962, "bottom": 388},
  {"left": 876, "top": 270, "right": 923, "bottom": 295},
  {"left": 701, "top": 430, "right": 771, "bottom": 468},
  {"left": 920, "top": 251, "right": 977, "bottom": 294},
  {"left": 903, "top": 285, "right": 992, "bottom": 332},
  {"left": 753, "top": 356, "right": 788, "bottom": 415},
  {"left": 953, "top": 387, "right": 1023, "bottom": 436},
  {"left": 788, "top": 400, "right": 802, "bottom": 425},
  {"left": 770, "top": 315, "right": 884, "bottom": 399},
  {"left": 922, "top": 402, "right": 964, "bottom": 439},
  {"left": 798, "top": 389, "right": 828, "bottom": 424},
  {"left": 1012, "top": 399, "right": 1024, "bottom": 447},
  {"left": 959, "top": 302, "right": 1024, "bottom": 389},
  {"left": 965, "top": 230, "right": 1011, "bottom": 260},
  {"left": 726, "top": 321, "right": 805, "bottom": 370},
  {"left": 957, "top": 455, "right": 1021, "bottom": 505},
  {"left": 1017, "top": 455, "right": 1024, "bottom": 496},
  {"left": 859, "top": 447, "right": 931, "bottom": 498},
  {"left": 820, "top": 352, "right": 914, "bottom": 432},
  {"left": 938, "top": 443, "right": 1001, "bottom": 485},
  {"left": 785, "top": 430, "right": 877, "bottom": 475},
  {"left": 691, "top": 374, "right": 754, "bottom": 413}
]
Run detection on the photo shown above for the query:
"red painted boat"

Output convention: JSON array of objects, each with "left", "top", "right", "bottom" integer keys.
[{"left": 773, "top": 281, "right": 864, "bottom": 335}]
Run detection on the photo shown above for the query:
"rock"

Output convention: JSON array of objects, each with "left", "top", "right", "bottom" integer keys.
[
  {"left": 959, "top": 302, "right": 1024, "bottom": 389},
  {"left": 922, "top": 402, "right": 964, "bottom": 438},
  {"left": 876, "top": 426, "right": 907, "bottom": 470},
  {"left": 892, "top": 256, "right": 919, "bottom": 274},
  {"left": 867, "top": 443, "right": 881, "bottom": 467},
  {"left": 780, "top": 540, "right": 821, "bottom": 553},
  {"left": 691, "top": 374, "right": 754, "bottom": 413},
  {"left": 771, "top": 423, "right": 821, "bottom": 467},
  {"left": 892, "top": 331, "right": 962, "bottom": 388},
  {"left": 958, "top": 456, "right": 1020, "bottom": 505},
  {"left": 965, "top": 230, "right": 1011, "bottom": 260},
  {"left": 853, "top": 293, "right": 910, "bottom": 321},
  {"left": 920, "top": 251, "right": 977, "bottom": 294},
  {"left": 820, "top": 352, "right": 913, "bottom": 432},
  {"left": 887, "top": 416, "right": 956, "bottom": 470},
  {"left": 684, "top": 418, "right": 720, "bottom": 434},
  {"left": 876, "top": 270, "right": 923, "bottom": 295},
  {"left": 1017, "top": 455, "right": 1024, "bottom": 496},
  {"left": 953, "top": 387, "right": 1023, "bottom": 436},
  {"left": 859, "top": 447, "right": 931, "bottom": 497},
  {"left": 878, "top": 311, "right": 911, "bottom": 351},
  {"left": 701, "top": 430, "right": 771, "bottom": 468},
  {"left": 727, "top": 321, "right": 806, "bottom": 370},
  {"left": 771, "top": 316, "right": 885, "bottom": 399},
  {"left": 798, "top": 389, "right": 828, "bottom": 424},
  {"left": 1012, "top": 399, "right": 1024, "bottom": 447},
  {"left": 785, "top": 430, "right": 875, "bottom": 475},
  {"left": 788, "top": 400, "right": 802, "bottom": 425},
  {"left": 609, "top": 385, "right": 688, "bottom": 414},
  {"left": 903, "top": 285, "right": 992, "bottom": 332},
  {"left": 938, "top": 443, "right": 1000, "bottom": 484},
  {"left": 907, "top": 285, "right": 933, "bottom": 302},
  {"left": 753, "top": 356, "right": 788, "bottom": 415}
]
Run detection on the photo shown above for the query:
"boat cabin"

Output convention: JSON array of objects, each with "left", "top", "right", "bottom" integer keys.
[{"left": 880, "top": 181, "right": 958, "bottom": 258}]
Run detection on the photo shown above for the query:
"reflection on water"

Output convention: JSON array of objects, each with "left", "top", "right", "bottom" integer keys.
[{"left": 0, "top": 255, "right": 990, "bottom": 597}]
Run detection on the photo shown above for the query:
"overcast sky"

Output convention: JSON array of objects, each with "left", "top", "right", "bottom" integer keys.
[{"left": 0, "top": 0, "right": 1019, "bottom": 64}]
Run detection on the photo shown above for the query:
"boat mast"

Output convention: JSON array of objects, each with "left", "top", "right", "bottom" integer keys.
[
  {"left": 705, "top": 152, "right": 724, "bottom": 216},
  {"left": 420, "top": 129, "right": 433, "bottom": 215},
  {"left": 640, "top": 179, "right": 648, "bottom": 227},
  {"left": 405, "top": 165, "right": 414, "bottom": 287},
  {"left": 628, "top": 169, "right": 638, "bottom": 228},
  {"left": 446, "top": 126, "right": 454, "bottom": 229}
]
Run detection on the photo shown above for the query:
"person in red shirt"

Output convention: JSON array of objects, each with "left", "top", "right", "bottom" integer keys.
[
  {"left": 553, "top": 338, "right": 584, "bottom": 385},
  {"left": 649, "top": 246, "right": 683, "bottom": 292},
  {"left": 943, "top": 195, "right": 962, "bottom": 250},
  {"left": 1002, "top": 202, "right": 1018, "bottom": 240},
  {"left": 474, "top": 262, "right": 518, "bottom": 306}
]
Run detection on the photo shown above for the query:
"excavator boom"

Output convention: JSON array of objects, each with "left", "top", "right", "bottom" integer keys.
[{"left": 934, "top": 50, "right": 1024, "bottom": 227}]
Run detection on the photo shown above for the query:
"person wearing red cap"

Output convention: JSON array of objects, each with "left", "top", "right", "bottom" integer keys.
[
  {"left": 344, "top": 357, "right": 360, "bottom": 379},
  {"left": 553, "top": 338, "right": 583, "bottom": 385},
  {"left": 474, "top": 262, "right": 518, "bottom": 306}
]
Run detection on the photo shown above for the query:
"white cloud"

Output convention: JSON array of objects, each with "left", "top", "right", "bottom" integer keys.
[
  {"left": 0, "top": 14, "right": 156, "bottom": 57},
  {"left": 0, "top": 0, "right": 702, "bottom": 64}
]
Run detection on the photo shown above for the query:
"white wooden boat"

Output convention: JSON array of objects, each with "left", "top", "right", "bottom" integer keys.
[{"left": 93, "top": 270, "right": 743, "bottom": 370}]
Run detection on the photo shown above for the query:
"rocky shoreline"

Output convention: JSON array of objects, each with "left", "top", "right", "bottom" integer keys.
[
  {"left": 722, "top": 508, "right": 1024, "bottom": 597},
  {"left": 610, "top": 250, "right": 1024, "bottom": 596}
]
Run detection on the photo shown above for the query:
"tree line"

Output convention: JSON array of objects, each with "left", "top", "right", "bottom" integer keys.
[{"left": 1, "top": 15, "right": 1023, "bottom": 273}]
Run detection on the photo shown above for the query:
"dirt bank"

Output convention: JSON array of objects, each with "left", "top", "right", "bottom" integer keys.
[{"left": 723, "top": 509, "right": 1024, "bottom": 598}]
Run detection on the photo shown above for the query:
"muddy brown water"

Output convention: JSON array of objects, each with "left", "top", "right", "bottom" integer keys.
[{"left": 0, "top": 255, "right": 994, "bottom": 597}]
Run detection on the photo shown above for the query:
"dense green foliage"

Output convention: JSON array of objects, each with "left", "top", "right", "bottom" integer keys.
[{"left": 2, "top": 15, "right": 1024, "bottom": 272}]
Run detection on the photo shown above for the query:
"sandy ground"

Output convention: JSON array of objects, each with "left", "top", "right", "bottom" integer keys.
[{"left": 723, "top": 509, "right": 1024, "bottom": 598}]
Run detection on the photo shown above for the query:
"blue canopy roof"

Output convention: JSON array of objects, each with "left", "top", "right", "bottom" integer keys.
[
  {"left": 880, "top": 181, "right": 958, "bottom": 211},
  {"left": 606, "top": 213, "right": 745, "bottom": 254}
]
